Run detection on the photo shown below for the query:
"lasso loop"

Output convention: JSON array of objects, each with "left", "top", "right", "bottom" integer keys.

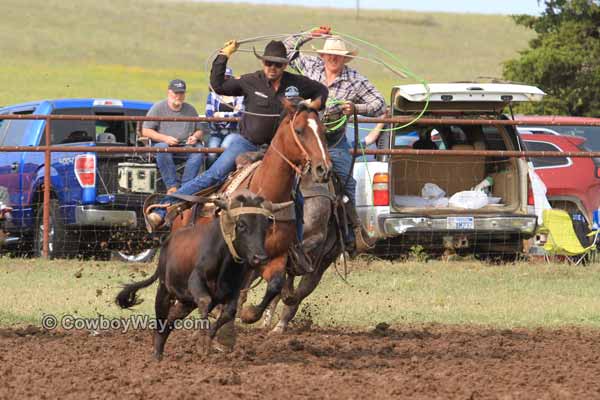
[{"left": 203, "top": 29, "right": 430, "bottom": 128}]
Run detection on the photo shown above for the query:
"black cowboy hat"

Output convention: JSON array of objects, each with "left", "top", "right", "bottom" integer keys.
[{"left": 253, "top": 40, "right": 289, "bottom": 64}]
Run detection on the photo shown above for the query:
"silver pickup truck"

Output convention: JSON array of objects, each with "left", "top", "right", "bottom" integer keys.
[{"left": 353, "top": 83, "right": 546, "bottom": 258}]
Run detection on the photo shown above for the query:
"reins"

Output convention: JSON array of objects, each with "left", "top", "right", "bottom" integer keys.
[{"left": 269, "top": 110, "right": 313, "bottom": 177}]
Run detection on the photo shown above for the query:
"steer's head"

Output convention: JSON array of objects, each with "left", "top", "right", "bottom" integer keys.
[{"left": 215, "top": 191, "right": 273, "bottom": 268}]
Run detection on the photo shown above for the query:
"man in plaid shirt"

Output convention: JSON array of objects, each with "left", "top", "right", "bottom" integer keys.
[{"left": 284, "top": 26, "right": 386, "bottom": 253}]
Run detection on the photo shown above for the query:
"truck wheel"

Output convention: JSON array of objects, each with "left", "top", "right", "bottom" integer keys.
[
  {"left": 33, "top": 199, "right": 79, "bottom": 259},
  {"left": 112, "top": 248, "right": 157, "bottom": 263}
]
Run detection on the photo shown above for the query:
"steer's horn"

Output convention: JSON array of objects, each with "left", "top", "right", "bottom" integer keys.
[{"left": 269, "top": 201, "right": 294, "bottom": 213}]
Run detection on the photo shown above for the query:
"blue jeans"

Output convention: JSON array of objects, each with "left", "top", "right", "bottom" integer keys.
[
  {"left": 154, "top": 142, "right": 205, "bottom": 190},
  {"left": 156, "top": 135, "right": 259, "bottom": 217},
  {"left": 329, "top": 136, "right": 357, "bottom": 244},
  {"left": 207, "top": 130, "right": 242, "bottom": 167},
  {"left": 329, "top": 136, "right": 356, "bottom": 206}
]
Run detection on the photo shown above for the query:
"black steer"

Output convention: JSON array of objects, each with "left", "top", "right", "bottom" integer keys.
[{"left": 116, "top": 192, "right": 272, "bottom": 360}]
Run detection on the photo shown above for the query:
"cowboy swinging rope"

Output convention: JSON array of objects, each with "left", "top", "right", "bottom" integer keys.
[{"left": 203, "top": 28, "right": 431, "bottom": 133}]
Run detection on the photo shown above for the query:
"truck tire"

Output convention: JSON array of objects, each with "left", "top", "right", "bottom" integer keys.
[
  {"left": 33, "top": 199, "right": 79, "bottom": 259},
  {"left": 112, "top": 248, "right": 157, "bottom": 263}
]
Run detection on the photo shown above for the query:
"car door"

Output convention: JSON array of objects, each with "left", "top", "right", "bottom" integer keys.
[{"left": 0, "top": 108, "right": 36, "bottom": 222}]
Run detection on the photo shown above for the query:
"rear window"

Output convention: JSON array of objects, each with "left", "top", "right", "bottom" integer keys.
[
  {"left": 536, "top": 125, "right": 600, "bottom": 151},
  {"left": 392, "top": 124, "right": 510, "bottom": 151},
  {"left": 44, "top": 107, "right": 146, "bottom": 145},
  {"left": 0, "top": 110, "right": 34, "bottom": 146},
  {"left": 524, "top": 140, "right": 570, "bottom": 168}
]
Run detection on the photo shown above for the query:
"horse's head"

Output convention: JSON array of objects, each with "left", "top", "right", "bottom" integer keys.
[
  {"left": 214, "top": 191, "right": 273, "bottom": 268},
  {"left": 274, "top": 98, "right": 332, "bottom": 183}
]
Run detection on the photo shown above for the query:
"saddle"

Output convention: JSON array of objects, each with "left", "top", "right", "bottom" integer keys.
[{"left": 143, "top": 152, "right": 267, "bottom": 231}]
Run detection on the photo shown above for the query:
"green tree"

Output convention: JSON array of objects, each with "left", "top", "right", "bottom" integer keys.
[{"left": 503, "top": 0, "right": 600, "bottom": 116}]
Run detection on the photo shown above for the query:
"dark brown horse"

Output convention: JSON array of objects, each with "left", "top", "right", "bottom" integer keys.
[
  {"left": 243, "top": 173, "right": 344, "bottom": 334},
  {"left": 168, "top": 100, "right": 332, "bottom": 329}
]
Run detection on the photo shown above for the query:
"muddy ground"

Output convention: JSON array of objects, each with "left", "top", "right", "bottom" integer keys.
[{"left": 1, "top": 324, "right": 599, "bottom": 399}]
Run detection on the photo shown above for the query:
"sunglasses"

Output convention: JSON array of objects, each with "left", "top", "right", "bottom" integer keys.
[{"left": 263, "top": 60, "right": 285, "bottom": 68}]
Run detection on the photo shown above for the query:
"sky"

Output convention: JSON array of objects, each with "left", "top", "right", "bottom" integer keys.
[{"left": 194, "top": 0, "right": 545, "bottom": 15}]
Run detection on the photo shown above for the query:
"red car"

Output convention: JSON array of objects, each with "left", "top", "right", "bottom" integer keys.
[
  {"left": 516, "top": 115, "right": 600, "bottom": 152},
  {"left": 521, "top": 133, "right": 600, "bottom": 226}
]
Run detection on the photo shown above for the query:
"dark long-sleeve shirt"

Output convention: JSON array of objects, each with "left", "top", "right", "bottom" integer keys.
[{"left": 210, "top": 54, "right": 329, "bottom": 145}]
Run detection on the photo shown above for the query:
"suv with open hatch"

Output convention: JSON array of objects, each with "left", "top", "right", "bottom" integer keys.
[{"left": 353, "top": 83, "right": 546, "bottom": 258}]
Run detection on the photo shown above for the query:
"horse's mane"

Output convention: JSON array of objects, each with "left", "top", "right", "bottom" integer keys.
[{"left": 280, "top": 98, "right": 320, "bottom": 122}]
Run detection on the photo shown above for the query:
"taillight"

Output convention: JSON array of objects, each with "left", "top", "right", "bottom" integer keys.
[
  {"left": 372, "top": 172, "right": 389, "bottom": 206},
  {"left": 527, "top": 176, "right": 535, "bottom": 206},
  {"left": 74, "top": 154, "right": 96, "bottom": 188}
]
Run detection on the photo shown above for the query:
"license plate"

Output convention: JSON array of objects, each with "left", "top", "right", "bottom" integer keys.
[{"left": 447, "top": 217, "right": 474, "bottom": 230}]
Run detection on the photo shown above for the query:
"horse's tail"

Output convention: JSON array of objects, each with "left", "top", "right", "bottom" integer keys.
[{"left": 115, "top": 250, "right": 165, "bottom": 309}]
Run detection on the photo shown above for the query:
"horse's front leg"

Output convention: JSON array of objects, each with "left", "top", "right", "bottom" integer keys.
[
  {"left": 240, "top": 254, "right": 287, "bottom": 324},
  {"left": 272, "top": 269, "right": 325, "bottom": 334},
  {"left": 262, "top": 295, "right": 280, "bottom": 329}
]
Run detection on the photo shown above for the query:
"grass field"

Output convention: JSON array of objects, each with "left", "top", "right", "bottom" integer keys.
[
  {"left": 1, "top": 0, "right": 534, "bottom": 109},
  {"left": 2, "top": 257, "right": 600, "bottom": 329}
]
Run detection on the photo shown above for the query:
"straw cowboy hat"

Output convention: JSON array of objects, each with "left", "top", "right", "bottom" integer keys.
[{"left": 315, "top": 37, "right": 358, "bottom": 60}]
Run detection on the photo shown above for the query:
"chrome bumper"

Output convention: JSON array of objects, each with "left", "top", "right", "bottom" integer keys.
[
  {"left": 381, "top": 215, "right": 537, "bottom": 236},
  {"left": 74, "top": 206, "right": 137, "bottom": 228}
]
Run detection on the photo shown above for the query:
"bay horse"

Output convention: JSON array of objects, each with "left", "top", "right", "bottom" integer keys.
[{"left": 167, "top": 99, "right": 332, "bottom": 334}]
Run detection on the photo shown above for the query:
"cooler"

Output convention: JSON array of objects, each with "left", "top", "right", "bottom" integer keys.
[{"left": 117, "top": 163, "right": 158, "bottom": 194}]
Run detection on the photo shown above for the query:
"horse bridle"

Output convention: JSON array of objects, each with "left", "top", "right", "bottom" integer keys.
[{"left": 270, "top": 108, "right": 318, "bottom": 177}]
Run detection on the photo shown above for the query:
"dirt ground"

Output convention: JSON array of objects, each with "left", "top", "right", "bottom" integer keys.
[{"left": 1, "top": 324, "right": 600, "bottom": 400}]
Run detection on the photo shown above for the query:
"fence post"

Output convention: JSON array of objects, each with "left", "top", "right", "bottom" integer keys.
[{"left": 42, "top": 116, "right": 51, "bottom": 259}]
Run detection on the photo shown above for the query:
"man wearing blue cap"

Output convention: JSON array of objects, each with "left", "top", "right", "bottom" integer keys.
[
  {"left": 142, "top": 79, "right": 206, "bottom": 194},
  {"left": 205, "top": 67, "right": 244, "bottom": 166}
]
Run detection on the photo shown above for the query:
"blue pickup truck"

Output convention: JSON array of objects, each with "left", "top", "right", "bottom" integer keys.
[{"left": 0, "top": 98, "right": 162, "bottom": 261}]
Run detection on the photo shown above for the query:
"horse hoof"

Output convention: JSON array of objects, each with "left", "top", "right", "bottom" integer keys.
[
  {"left": 212, "top": 341, "right": 234, "bottom": 353},
  {"left": 270, "top": 324, "right": 286, "bottom": 335},
  {"left": 240, "top": 305, "right": 262, "bottom": 324},
  {"left": 153, "top": 352, "right": 163, "bottom": 361}
]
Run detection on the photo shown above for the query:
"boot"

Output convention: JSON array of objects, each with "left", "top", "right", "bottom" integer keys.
[
  {"left": 287, "top": 240, "right": 314, "bottom": 276},
  {"left": 346, "top": 203, "right": 377, "bottom": 254},
  {"left": 145, "top": 212, "right": 164, "bottom": 233}
]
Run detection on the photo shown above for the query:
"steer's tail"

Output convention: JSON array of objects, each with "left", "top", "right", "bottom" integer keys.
[{"left": 115, "top": 267, "right": 160, "bottom": 309}]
